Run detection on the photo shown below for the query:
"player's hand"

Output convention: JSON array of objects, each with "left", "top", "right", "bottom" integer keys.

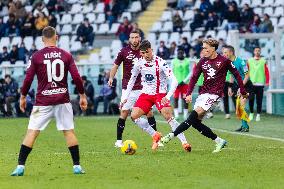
[
  {"left": 108, "top": 78, "right": 113, "bottom": 87},
  {"left": 185, "top": 95, "right": 192, "bottom": 103},
  {"left": 20, "top": 95, "right": 26, "bottom": 113},
  {"left": 228, "top": 87, "right": 233, "bottom": 97},
  {"left": 79, "top": 94, "right": 88, "bottom": 111},
  {"left": 161, "top": 97, "right": 169, "bottom": 105},
  {"left": 119, "top": 99, "right": 127, "bottom": 110},
  {"left": 240, "top": 95, "right": 247, "bottom": 106}
]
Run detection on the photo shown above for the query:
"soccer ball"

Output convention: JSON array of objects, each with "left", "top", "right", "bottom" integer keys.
[{"left": 121, "top": 140, "right": 137, "bottom": 155}]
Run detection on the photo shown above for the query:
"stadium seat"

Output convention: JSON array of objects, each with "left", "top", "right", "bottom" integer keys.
[
  {"left": 89, "top": 53, "right": 100, "bottom": 64},
  {"left": 253, "top": 7, "right": 263, "bottom": 16},
  {"left": 82, "top": 3, "right": 94, "bottom": 14},
  {"left": 13, "top": 63, "right": 25, "bottom": 77},
  {"left": 70, "top": 41, "right": 82, "bottom": 52},
  {"left": 183, "top": 10, "right": 194, "bottom": 21},
  {"left": 72, "top": 13, "right": 84, "bottom": 25},
  {"left": 24, "top": 5, "right": 33, "bottom": 13},
  {"left": 161, "top": 21, "right": 173, "bottom": 32},
  {"left": 216, "top": 30, "right": 227, "bottom": 40},
  {"left": 95, "top": 13, "right": 106, "bottom": 24},
  {"left": 0, "top": 37, "right": 10, "bottom": 50},
  {"left": 251, "top": 0, "right": 262, "bottom": 7},
  {"left": 60, "top": 24, "right": 72, "bottom": 34},
  {"left": 274, "top": 7, "right": 284, "bottom": 17},
  {"left": 150, "top": 22, "right": 162, "bottom": 32},
  {"left": 23, "top": 37, "right": 34, "bottom": 51},
  {"left": 263, "top": 7, "right": 273, "bottom": 16},
  {"left": 1, "top": 61, "right": 11, "bottom": 66},
  {"left": 86, "top": 13, "right": 96, "bottom": 24},
  {"left": 191, "top": 31, "right": 203, "bottom": 41},
  {"left": 182, "top": 21, "right": 190, "bottom": 32},
  {"left": 110, "top": 40, "right": 122, "bottom": 56},
  {"left": 119, "top": 12, "right": 132, "bottom": 22},
  {"left": 158, "top": 32, "right": 169, "bottom": 43},
  {"left": 97, "top": 23, "right": 109, "bottom": 34},
  {"left": 59, "top": 35, "right": 70, "bottom": 51},
  {"left": 278, "top": 17, "right": 284, "bottom": 27},
  {"left": 15, "top": 60, "right": 25, "bottom": 66},
  {"left": 270, "top": 17, "right": 278, "bottom": 26},
  {"left": 60, "top": 14, "right": 72, "bottom": 24},
  {"left": 100, "top": 46, "right": 111, "bottom": 62},
  {"left": 240, "top": 0, "right": 251, "bottom": 7},
  {"left": 92, "top": 24, "right": 98, "bottom": 33},
  {"left": 35, "top": 36, "right": 44, "bottom": 49},
  {"left": 147, "top": 33, "right": 157, "bottom": 45},
  {"left": 181, "top": 32, "right": 191, "bottom": 41},
  {"left": 128, "top": 1, "right": 142, "bottom": 13},
  {"left": 11, "top": 37, "right": 22, "bottom": 46},
  {"left": 108, "top": 23, "right": 120, "bottom": 34},
  {"left": 168, "top": 32, "right": 180, "bottom": 44},
  {"left": 70, "top": 3, "right": 82, "bottom": 14},
  {"left": 160, "top": 11, "right": 172, "bottom": 22},
  {"left": 274, "top": 0, "right": 284, "bottom": 6},
  {"left": 94, "top": 2, "right": 105, "bottom": 13},
  {"left": 71, "top": 35, "right": 78, "bottom": 44},
  {"left": 3, "top": 15, "right": 9, "bottom": 23},
  {"left": 206, "top": 30, "right": 216, "bottom": 38},
  {"left": 261, "top": 0, "right": 274, "bottom": 7}
]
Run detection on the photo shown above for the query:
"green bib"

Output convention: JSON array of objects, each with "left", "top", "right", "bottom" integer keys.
[
  {"left": 248, "top": 57, "right": 266, "bottom": 84},
  {"left": 172, "top": 58, "right": 191, "bottom": 83}
]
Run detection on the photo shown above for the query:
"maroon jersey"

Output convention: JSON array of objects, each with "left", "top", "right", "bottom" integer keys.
[
  {"left": 114, "top": 45, "right": 142, "bottom": 90},
  {"left": 188, "top": 54, "right": 246, "bottom": 97},
  {"left": 21, "top": 46, "right": 84, "bottom": 106}
]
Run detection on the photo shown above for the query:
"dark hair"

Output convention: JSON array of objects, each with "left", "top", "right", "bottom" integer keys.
[
  {"left": 139, "top": 40, "right": 151, "bottom": 51},
  {"left": 130, "top": 29, "right": 140, "bottom": 36},
  {"left": 254, "top": 46, "right": 261, "bottom": 50},
  {"left": 5, "top": 74, "right": 11, "bottom": 79},
  {"left": 223, "top": 45, "right": 235, "bottom": 55},
  {"left": 42, "top": 26, "right": 56, "bottom": 38},
  {"left": 81, "top": 75, "right": 87, "bottom": 81}
]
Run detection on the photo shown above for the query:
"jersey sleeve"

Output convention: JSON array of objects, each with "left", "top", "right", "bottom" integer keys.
[
  {"left": 68, "top": 55, "right": 84, "bottom": 94},
  {"left": 227, "top": 59, "right": 246, "bottom": 95},
  {"left": 187, "top": 59, "right": 202, "bottom": 95},
  {"left": 21, "top": 56, "right": 36, "bottom": 96},
  {"left": 113, "top": 50, "right": 124, "bottom": 66},
  {"left": 161, "top": 60, "right": 178, "bottom": 99},
  {"left": 121, "top": 58, "right": 140, "bottom": 101}
]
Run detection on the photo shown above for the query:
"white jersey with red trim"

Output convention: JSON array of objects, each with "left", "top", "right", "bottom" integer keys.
[{"left": 121, "top": 55, "right": 178, "bottom": 102}]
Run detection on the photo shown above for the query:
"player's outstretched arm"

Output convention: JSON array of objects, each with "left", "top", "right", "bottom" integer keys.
[{"left": 108, "top": 64, "right": 119, "bottom": 87}]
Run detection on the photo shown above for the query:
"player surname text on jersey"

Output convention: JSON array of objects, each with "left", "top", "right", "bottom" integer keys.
[{"left": 44, "top": 51, "right": 62, "bottom": 59}]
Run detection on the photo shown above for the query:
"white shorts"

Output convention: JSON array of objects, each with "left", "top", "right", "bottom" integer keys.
[
  {"left": 28, "top": 103, "right": 74, "bottom": 131},
  {"left": 194, "top": 93, "right": 221, "bottom": 112},
  {"left": 121, "top": 89, "right": 141, "bottom": 110}
]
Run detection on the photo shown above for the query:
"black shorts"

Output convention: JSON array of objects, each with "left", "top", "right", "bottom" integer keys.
[{"left": 232, "top": 80, "right": 254, "bottom": 99}]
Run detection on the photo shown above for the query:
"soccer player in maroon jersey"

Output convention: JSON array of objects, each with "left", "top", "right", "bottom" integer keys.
[
  {"left": 108, "top": 30, "right": 157, "bottom": 148},
  {"left": 11, "top": 26, "right": 88, "bottom": 176},
  {"left": 161, "top": 39, "right": 248, "bottom": 153}
]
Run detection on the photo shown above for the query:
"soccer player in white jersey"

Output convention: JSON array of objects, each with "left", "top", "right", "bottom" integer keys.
[
  {"left": 11, "top": 26, "right": 87, "bottom": 176},
  {"left": 121, "top": 40, "right": 191, "bottom": 151}
]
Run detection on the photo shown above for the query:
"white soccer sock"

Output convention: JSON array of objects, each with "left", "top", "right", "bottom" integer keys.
[
  {"left": 174, "top": 108, "right": 179, "bottom": 118},
  {"left": 168, "top": 117, "right": 188, "bottom": 144},
  {"left": 134, "top": 117, "right": 156, "bottom": 137},
  {"left": 17, "top": 165, "right": 25, "bottom": 169},
  {"left": 183, "top": 109, "right": 188, "bottom": 120},
  {"left": 214, "top": 137, "right": 223, "bottom": 144}
]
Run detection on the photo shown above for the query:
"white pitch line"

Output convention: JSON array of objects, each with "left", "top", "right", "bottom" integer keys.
[{"left": 156, "top": 120, "right": 284, "bottom": 143}]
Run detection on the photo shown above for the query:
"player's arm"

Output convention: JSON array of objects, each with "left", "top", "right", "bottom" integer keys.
[
  {"left": 264, "top": 61, "right": 270, "bottom": 86},
  {"left": 109, "top": 51, "right": 123, "bottom": 87},
  {"left": 68, "top": 56, "right": 87, "bottom": 111},
  {"left": 20, "top": 57, "right": 36, "bottom": 112},
  {"left": 120, "top": 59, "right": 140, "bottom": 103},
  {"left": 227, "top": 60, "right": 247, "bottom": 97},
  {"left": 162, "top": 60, "right": 178, "bottom": 100}
]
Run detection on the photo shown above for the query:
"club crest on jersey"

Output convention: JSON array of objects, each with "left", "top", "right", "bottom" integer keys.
[
  {"left": 145, "top": 74, "right": 154, "bottom": 82},
  {"left": 207, "top": 68, "right": 216, "bottom": 79}
]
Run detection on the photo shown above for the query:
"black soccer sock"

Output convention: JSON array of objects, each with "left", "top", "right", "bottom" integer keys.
[
  {"left": 18, "top": 144, "right": 32, "bottom": 165},
  {"left": 147, "top": 116, "right": 157, "bottom": 131},
  {"left": 192, "top": 119, "right": 217, "bottom": 140},
  {"left": 68, "top": 145, "right": 80, "bottom": 165},
  {"left": 117, "top": 118, "right": 126, "bottom": 140},
  {"left": 173, "top": 110, "right": 198, "bottom": 136}
]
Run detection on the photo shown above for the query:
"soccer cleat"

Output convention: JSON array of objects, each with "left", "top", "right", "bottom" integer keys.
[
  {"left": 256, "top": 114, "right": 260, "bottom": 122},
  {"left": 212, "top": 140, "right": 227, "bottom": 153},
  {"left": 240, "top": 128, "right": 249, "bottom": 132},
  {"left": 161, "top": 133, "right": 174, "bottom": 144},
  {"left": 11, "top": 165, "right": 25, "bottom": 176},
  {"left": 225, "top": 114, "right": 231, "bottom": 119},
  {"left": 182, "top": 143, "right": 192, "bottom": 152},
  {"left": 73, "top": 165, "right": 85, "bottom": 174},
  {"left": 158, "top": 141, "right": 164, "bottom": 147},
  {"left": 249, "top": 113, "right": 254, "bottom": 121},
  {"left": 114, "top": 140, "right": 123, "bottom": 148},
  {"left": 235, "top": 127, "right": 243, "bottom": 132},
  {"left": 152, "top": 132, "right": 162, "bottom": 150},
  {"left": 206, "top": 112, "right": 214, "bottom": 119}
]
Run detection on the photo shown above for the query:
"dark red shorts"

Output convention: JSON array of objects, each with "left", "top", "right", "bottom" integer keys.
[{"left": 174, "top": 84, "right": 188, "bottom": 99}]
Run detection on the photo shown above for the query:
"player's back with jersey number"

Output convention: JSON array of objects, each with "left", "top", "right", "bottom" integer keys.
[{"left": 22, "top": 46, "right": 84, "bottom": 106}]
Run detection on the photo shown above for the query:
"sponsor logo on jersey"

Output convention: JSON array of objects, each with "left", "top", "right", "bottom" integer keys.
[
  {"left": 126, "top": 53, "right": 136, "bottom": 61},
  {"left": 42, "top": 88, "right": 67, "bottom": 95},
  {"left": 145, "top": 74, "right": 155, "bottom": 82}
]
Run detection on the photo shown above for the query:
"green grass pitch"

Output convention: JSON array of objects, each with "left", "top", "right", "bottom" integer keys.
[{"left": 0, "top": 114, "right": 283, "bottom": 189}]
